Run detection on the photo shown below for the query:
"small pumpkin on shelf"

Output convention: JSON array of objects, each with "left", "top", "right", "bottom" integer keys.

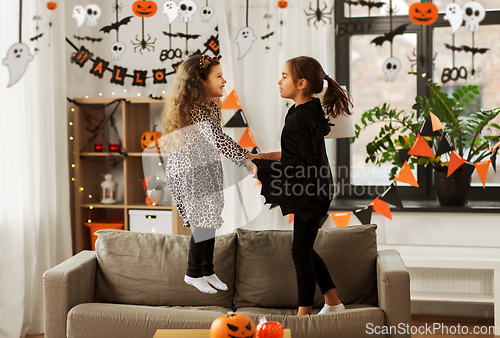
[
  {"left": 141, "top": 125, "right": 162, "bottom": 152},
  {"left": 210, "top": 312, "right": 256, "bottom": 338}
]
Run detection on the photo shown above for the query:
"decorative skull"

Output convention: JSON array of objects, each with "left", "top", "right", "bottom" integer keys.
[
  {"left": 85, "top": 4, "right": 101, "bottom": 26},
  {"left": 110, "top": 42, "right": 126, "bottom": 60},
  {"left": 200, "top": 5, "right": 214, "bottom": 23},
  {"left": 177, "top": 0, "right": 197, "bottom": 23},
  {"left": 382, "top": 57, "right": 401, "bottom": 82},
  {"left": 462, "top": 1, "right": 485, "bottom": 32}
]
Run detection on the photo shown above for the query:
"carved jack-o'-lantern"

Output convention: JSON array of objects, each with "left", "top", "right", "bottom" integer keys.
[
  {"left": 132, "top": 0, "right": 158, "bottom": 17},
  {"left": 141, "top": 129, "right": 162, "bottom": 152},
  {"left": 409, "top": 1, "right": 438, "bottom": 25},
  {"left": 277, "top": 0, "right": 288, "bottom": 9},
  {"left": 46, "top": 1, "right": 57, "bottom": 10},
  {"left": 210, "top": 312, "right": 256, "bottom": 338},
  {"left": 255, "top": 317, "right": 283, "bottom": 338}
]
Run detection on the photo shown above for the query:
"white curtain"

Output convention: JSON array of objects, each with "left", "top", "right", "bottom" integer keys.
[
  {"left": 215, "top": 0, "right": 337, "bottom": 232},
  {"left": 0, "top": 0, "right": 72, "bottom": 336}
]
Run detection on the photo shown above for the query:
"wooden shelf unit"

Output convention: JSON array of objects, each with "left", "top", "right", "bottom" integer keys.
[{"left": 71, "top": 97, "right": 190, "bottom": 253}]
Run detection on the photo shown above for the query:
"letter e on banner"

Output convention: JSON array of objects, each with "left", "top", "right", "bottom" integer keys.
[{"left": 204, "top": 35, "right": 220, "bottom": 54}]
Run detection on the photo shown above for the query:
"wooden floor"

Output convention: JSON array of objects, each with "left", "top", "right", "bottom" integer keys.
[{"left": 26, "top": 315, "right": 497, "bottom": 337}]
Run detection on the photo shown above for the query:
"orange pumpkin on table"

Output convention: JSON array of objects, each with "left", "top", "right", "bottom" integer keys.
[
  {"left": 210, "top": 312, "right": 256, "bottom": 338},
  {"left": 132, "top": 0, "right": 158, "bottom": 17},
  {"left": 141, "top": 128, "right": 162, "bottom": 152},
  {"left": 255, "top": 317, "right": 283, "bottom": 338},
  {"left": 409, "top": 1, "right": 438, "bottom": 25},
  {"left": 46, "top": 1, "right": 57, "bottom": 10}
]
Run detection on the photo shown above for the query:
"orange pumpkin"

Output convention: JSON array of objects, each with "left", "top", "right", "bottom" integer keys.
[
  {"left": 132, "top": 0, "right": 158, "bottom": 17},
  {"left": 210, "top": 312, "right": 255, "bottom": 338},
  {"left": 141, "top": 129, "right": 162, "bottom": 152},
  {"left": 409, "top": 1, "right": 438, "bottom": 25},
  {"left": 255, "top": 318, "right": 283, "bottom": 338},
  {"left": 46, "top": 1, "right": 57, "bottom": 10},
  {"left": 277, "top": 0, "right": 288, "bottom": 9}
]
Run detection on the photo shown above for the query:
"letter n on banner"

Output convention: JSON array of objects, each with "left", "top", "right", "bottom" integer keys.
[
  {"left": 71, "top": 46, "right": 92, "bottom": 68},
  {"left": 132, "top": 70, "right": 147, "bottom": 87},
  {"left": 89, "top": 57, "right": 109, "bottom": 79},
  {"left": 153, "top": 69, "right": 167, "bottom": 84},
  {"left": 111, "top": 66, "right": 128, "bottom": 86}
]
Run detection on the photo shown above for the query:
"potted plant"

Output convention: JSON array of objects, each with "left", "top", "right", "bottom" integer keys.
[{"left": 352, "top": 72, "right": 500, "bottom": 206}]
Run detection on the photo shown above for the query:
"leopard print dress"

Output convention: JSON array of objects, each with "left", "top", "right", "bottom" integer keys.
[{"left": 163, "top": 101, "right": 250, "bottom": 229}]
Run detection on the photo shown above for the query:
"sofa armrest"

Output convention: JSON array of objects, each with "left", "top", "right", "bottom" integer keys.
[
  {"left": 43, "top": 250, "right": 97, "bottom": 338},
  {"left": 377, "top": 250, "right": 411, "bottom": 338}
]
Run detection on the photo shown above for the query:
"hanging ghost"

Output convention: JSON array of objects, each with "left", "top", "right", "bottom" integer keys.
[
  {"left": 163, "top": 1, "right": 178, "bottom": 24},
  {"left": 85, "top": 4, "right": 101, "bottom": 26},
  {"left": 2, "top": 43, "right": 34, "bottom": 87},
  {"left": 110, "top": 41, "right": 126, "bottom": 60},
  {"left": 73, "top": 5, "right": 86, "bottom": 28},
  {"left": 177, "top": 0, "right": 197, "bottom": 23},
  {"left": 200, "top": 6, "right": 214, "bottom": 23},
  {"left": 382, "top": 57, "right": 401, "bottom": 82},
  {"left": 234, "top": 27, "right": 257, "bottom": 59},
  {"left": 462, "top": 1, "right": 485, "bottom": 32},
  {"left": 444, "top": 3, "right": 463, "bottom": 34}
]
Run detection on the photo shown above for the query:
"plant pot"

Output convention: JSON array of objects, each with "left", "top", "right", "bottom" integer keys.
[{"left": 433, "top": 167, "right": 471, "bottom": 207}]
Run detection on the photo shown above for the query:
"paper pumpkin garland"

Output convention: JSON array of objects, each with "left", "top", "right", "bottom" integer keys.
[{"left": 409, "top": 1, "right": 438, "bottom": 26}]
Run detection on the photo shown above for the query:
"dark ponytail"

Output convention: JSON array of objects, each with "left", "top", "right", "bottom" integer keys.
[{"left": 286, "top": 56, "right": 353, "bottom": 118}]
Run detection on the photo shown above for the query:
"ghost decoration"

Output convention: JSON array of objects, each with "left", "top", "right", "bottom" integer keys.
[
  {"left": 444, "top": 3, "right": 463, "bottom": 34},
  {"left": 382, "top": 57, "right": 401, "bottom": 82},
  {"left": 177, "top": 0, "right": 197, "bottom": 23},
  {"left": 163, "top": 1, "right": 178, "bottom": 24},
  {"left": 2, "top": 43, "right": 34, "bottom": 88},
  {"left": 110, "top": 42, "right": 126, "bottom": 60},
  {"left": 234, "top": 27, "right": 257, "bottom": 60},
  {"left": 85, "top": 4, "right": 101, "bottom": 26},
  {"left": 462, "top": 1, "right": 485, "bottom": 32},
  {"left": 200, "top": 5, "right": 214, "bottom": 23},
  {"left": 73, "top": 5, "right": 86, "bottom": 28}
]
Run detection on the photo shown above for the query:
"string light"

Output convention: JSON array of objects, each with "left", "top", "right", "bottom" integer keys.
[
  {"left": 87, "top": 219, "right": 92, "bottom": 223},
  {"left": 71, "top": 108, "right": 75, "bottom": 112},
  {"left": 71, "top": 178, "right": 75, "bottom": 181},
  {"left": 158, "top": 162, "right": 162, "bottom": 166},
  {"left": 89, "top": 206, "right": 94, "bottom": 209},
  {"left": 85, "top": 95, "right": 89, "bottom": 99},
  {"left": 137, "top": 93, "right": 141, "bottom": 97},
  {"left": 156, "top": 176, "right": 160, "bottom": 180},
  {"left": 162, "top": 91, "right": 165, "bottom": 94},
  {"left": 69, "top": 122, "right": 73, "bottom": 126},
  {"left": 69, "top": 136, "right": 74, "bottom": 141},
  {"left": 112, "top": 92, "right": 115, "bottom": 95},
  {"left": 99, "top": 93, "right": 103, "bottom": 96},
  {"left": 124, "top": 89, "right": 127, "bottom": 93},
  {"left": 71, "top": 164, "right": 76, "bottom": 168},
  {"left": 79, "top": 187, "right": 84, "bottom": 191},
  {"left": 88, "top": 194, "right": 93, "bottom": 199}
]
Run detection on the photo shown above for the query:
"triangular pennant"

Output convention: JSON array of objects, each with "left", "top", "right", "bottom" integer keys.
[
  {"left": 330, "top": 212, "right": 351, "bottom": 228},
  {"left": 353, "top": 206, "right": 372, "bottom": 225},
  {"left": 254, "top": 180, "right": 261, "bottom": 187},
  {"left": 399, "top": 148, "right": 410, "bottom": 164},
  {"left": 474, "top": 160, "right": 491, "bottom": 188},
  {"left": 408, "top": 134, "right": 435, "bottom": 157},
  {"left": 447, "top": 150, "right": 466, "bottom": 177},
  {"left": 420, "top": 118, "right": 441, "bottom": 137},
  {"left": 491, "top": 151, "right": 497, "bottom": 172},
  {"left": 222, "top": 89, "right": 242, "bottom": 110},
  {"left": 487, "top": 140, "right": 500, "bottom": 153},
  {"left": 394, "top": 161, "right": 419, "bottom": 187},
  {"left": 288, "top": 214, "right": 294, "bottom": 224},
  {"left": 369, "top": 197, "right": 392, "bottom": 220},
  {"left": 435, "top": 134, "right": 454, "bottom": 157},
  {"left": 238, "top": 128, "right": 257, "bottom": 148},
  {"left": 224, "top": 109, "right": 248, "bottom": 127},
  {"left": 379, "top": 184, "right": 404, "bottom": 208},
  {"left": 251, "top": 147, "right": 260, "bottom": 154},
  {"left": 462, "top": 162, "right": 475, "bottom": 179},
  {"left": 429, "top": 111, "right": 445, "bottom": 131}
]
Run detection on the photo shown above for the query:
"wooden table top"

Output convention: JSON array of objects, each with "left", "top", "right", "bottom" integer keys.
[{"left": 153, "top": 328, "right": 292, "bottom": 338}]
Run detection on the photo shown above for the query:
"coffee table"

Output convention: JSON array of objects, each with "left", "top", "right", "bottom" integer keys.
[{"left": 153, "top": 328, "right": 292, "bottom": 337}]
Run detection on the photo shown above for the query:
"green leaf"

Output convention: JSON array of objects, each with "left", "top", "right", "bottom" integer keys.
[
  {"left": 457, "top": 89, "right": 464, "bottom": 97},
  {"left": 462, "top": 85, "right": 468, "bottom": 93},
  {"left": 462, "top": 98, "right": 469, "bottom": 104},
  {"left": 472, "top": 90, "right": 480, "bottom": 95},
  {"left": 452, "top": 93, "right": 460, "bottom": 101},
  {"left": 467, "top": 94, "right": 474, "bottom": 99},
  {"left": 491, "top": 123, "right": 500, "bottom": 130}
]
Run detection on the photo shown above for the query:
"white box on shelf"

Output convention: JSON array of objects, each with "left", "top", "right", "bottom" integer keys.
[{"left": 129, "top": 209, "right": 173, "bottom": 234}]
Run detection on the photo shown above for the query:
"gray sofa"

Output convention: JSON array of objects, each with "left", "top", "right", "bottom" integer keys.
[{"left": 43, "top": 224, "right": 410, "bottom": 338}]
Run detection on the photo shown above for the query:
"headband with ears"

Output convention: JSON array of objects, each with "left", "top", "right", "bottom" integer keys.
[{"left": 199, "top": 54, "right": 222, "bottom": 73}]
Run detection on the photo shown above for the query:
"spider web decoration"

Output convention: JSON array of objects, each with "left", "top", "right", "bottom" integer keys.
[{"left": 304, "top": 0, "right": 333, "bottom": 28}]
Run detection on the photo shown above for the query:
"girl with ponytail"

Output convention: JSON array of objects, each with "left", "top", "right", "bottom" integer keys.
[{"left": 252, "top": 56, "right": 353, "bottom": 316}]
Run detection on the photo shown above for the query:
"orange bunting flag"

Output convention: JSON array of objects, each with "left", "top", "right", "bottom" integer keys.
[
  {"left": 447, "top": 150, "right": 466, "bottom": 177},
  {"left": 289, "top": 214, "right": 294, "bottom": 224},
  {"left": 394, "top": 161, "right": 419, "bottom": 187},
  {"left": 408, "top": 134, "right": 435, "bottom": 157},
  {"left": 429, "top": 111, "right": 445, "bottom": 131},
  {"left": 238, "top": 128, "right": 257, "bottom": 148},
  {"left": 487, "top": 140, "right": 500, "bottom": 153},
  {"left": 369, "top": 197, "right": 392, "bottom": 220},
  {"left": 474, "top": 160, "right": 491, "bottom": 188},
  {"left": 222, "top": 89, "right": 242, "bottom": 110},
  {"left": 254, "top": 180, "right": 261, "bottom": 187},
  {"left": 330, "top": 212, "right": 351, "bottom": 228}
]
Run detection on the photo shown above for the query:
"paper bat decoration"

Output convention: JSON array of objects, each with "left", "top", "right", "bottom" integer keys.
[
  {"left": 461, "top": 45, "right": 489, "bottom": 55},
  {"left": 261, "top": 32, "right": 274, "bottom": 40},
  {"left": 359, "top": 0, "right": 385, "bottom": 9},
  {"left": 30, "top": 33, "right": 44, "bottom": 41},
  {"left": 177, "top": 32, "right": 201, "bottom": 40},
  {"left": 162, "top": 31, "right": 179, "bottom": 38},
  {"left": 100, "top": 16, "right": 133, "bottom": 33},
  {"left": 371, "top": 24, "right": 408, "bottom": 46},
  {"left": 73, "top": 35, "right": 103, "bottom": 42},
  {"left": 344, "top": 0, "right": 359, "bottom": 5},
  {"left": 444, "top": 43, "right": 462, "bottom": 52}
]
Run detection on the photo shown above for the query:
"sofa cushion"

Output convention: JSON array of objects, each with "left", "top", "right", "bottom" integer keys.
[
  {"left": 233, "top": 225, "right": 378, "bottom": 309},
  {"left": 94, "top": 230, "right": 235, "bottom": 308},
  {"left": 67, "top": 303, "right": 231, "bottom": 338}
]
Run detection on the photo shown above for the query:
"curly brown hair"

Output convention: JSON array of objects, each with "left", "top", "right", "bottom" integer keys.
[{"left": 162, "top": 54, "right": 222, "bottom": 135}]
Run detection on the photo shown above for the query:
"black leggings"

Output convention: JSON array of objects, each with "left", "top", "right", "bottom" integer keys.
[
  {"left": 292, "top": 215, "right": 336, "bottom": 307},
  {"left": 186, "top": 227, "right": 216, "bottom": 278}
]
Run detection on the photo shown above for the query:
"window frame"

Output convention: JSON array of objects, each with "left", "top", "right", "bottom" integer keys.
[{"left": 334, "top": 0, "right": 500, "bottom": 201}]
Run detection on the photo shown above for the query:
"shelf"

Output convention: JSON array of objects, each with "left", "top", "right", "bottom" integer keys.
[
  {"left": 80, "top": 152, "right": 125, "bottom": 157},
  {"left": 411, "top": 291, "right": 494, "bottom": 304},
  {"left": 81, "top": 203, "right": 125, "bottom": 209},
  {"left": 127, "top": 204, "right": 174, "bottom": 210},
  {"left": 74, "top": 97, "right": 164, "bottom": 104},
  {"left": 128, "top": 152, "right": 162, "bottom": 157}
]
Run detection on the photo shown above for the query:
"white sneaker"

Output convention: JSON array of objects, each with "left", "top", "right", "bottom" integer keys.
[
  {"left": 318, "top": 303, "right": 345, "bottom": 315},
  {"left": 204, "top": 274, "right": 228, "bottom": 291},
  {"left": 184, "top": 275, "right": 217, "bottom": 294}
]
